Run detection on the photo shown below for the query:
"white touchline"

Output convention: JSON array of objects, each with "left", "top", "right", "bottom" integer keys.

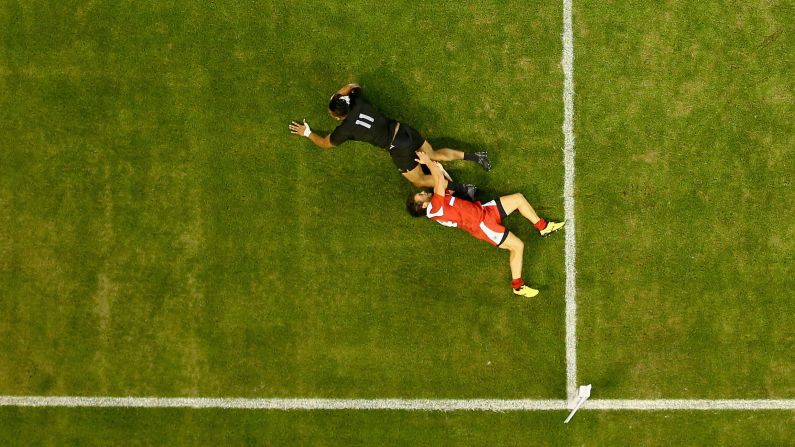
[
  {"left": 1, "top": 397, "right": 794, "bottom": 411},
  {"left": 587, "top": 400, "right": 795, "bottom": 411},
  {"left": 562, "top": 0, "right": 578, "bottom": 406},
  {"left": 0, "top": 397, "right": 566, "bottom": 411}
]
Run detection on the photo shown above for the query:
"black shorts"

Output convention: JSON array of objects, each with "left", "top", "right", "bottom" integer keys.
[
  {"left": 495, "top": 197, "right": 509, "bottom": 220},
  {"left": 388, "top": 124, "right": 425, "bottom": 173}
]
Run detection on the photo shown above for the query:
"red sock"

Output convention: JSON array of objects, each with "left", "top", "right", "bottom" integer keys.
[
  {"left": 534, "top": 218, "right": 548, "bottom": 231},
  {"left": 511, "top": 278, "right": 524, "bottom": 290}
]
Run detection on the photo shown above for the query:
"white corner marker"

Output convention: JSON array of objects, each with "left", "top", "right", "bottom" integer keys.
[{"left": 564, "top": 384, "right": 592, "bottom": 424}]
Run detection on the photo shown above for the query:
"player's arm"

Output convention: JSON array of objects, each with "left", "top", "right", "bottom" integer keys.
[
  {"left": 289, "top": 119, "right": 335, "bottom": 149},
  {"left": 416, "top": 151, "right": 448, "bottom": 195}
]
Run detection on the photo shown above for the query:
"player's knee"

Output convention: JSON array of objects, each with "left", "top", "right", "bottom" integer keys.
[{"left": 502, "top": 235, "right": 523, "bottom": 252}]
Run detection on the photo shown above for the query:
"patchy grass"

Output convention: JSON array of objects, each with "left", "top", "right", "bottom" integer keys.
[{"left": 0, "top": 0, "right": 565, "bottom": 399}]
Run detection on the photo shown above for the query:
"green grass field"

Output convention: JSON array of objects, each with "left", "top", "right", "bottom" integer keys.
[
  {"left": 575, "top": 0, "right": 795, "bottom": 399},
  {"left": 1, "top": 0, "right": 793, "bottom": 444},
  {"left": 1, "top": 408, "right": 794, "bottom": 446}
]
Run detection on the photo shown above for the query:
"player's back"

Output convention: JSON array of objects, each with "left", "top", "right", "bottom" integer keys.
[{"left": 331, "top": 95, "right": 394, "bottom": 149}]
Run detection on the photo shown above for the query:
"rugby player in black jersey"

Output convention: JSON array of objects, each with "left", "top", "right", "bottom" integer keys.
[{"left": 289, "top": 83, "right": 490, "bottom": 198}]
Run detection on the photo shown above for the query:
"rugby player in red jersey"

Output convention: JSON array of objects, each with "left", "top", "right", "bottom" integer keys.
[
  {"left": 407, "top": 151, "right": 564, "bottom": 298},
  {"left": 289, "top": 83, "right": 488, "bottom": 199}
]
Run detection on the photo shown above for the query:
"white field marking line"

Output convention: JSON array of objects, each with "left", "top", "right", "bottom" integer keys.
[
  {"left": 0, "top": 397, "right": 565, "bottom": 411},
  {"left": 562, "top": 0, "right": 578, "bottom": 405},
  {"left": 1, "top": 397, "right": 794, "bottom": 411},
  {"left": 587, "top": 400, "right": 795, "bottom": 411}
]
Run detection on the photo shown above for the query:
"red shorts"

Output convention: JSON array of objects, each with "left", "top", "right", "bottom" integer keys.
[{"left": 471, "top": 200, "right": 509, "bottom": 246}]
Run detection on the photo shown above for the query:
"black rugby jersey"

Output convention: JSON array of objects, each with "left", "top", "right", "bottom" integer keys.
[{"left": 329, "top": 90, "right": 396, "bottom": 149}]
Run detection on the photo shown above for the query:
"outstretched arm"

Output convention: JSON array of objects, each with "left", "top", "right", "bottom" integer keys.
[
  {"left": 289, "top": 119, "right": 334, "bottom": 149},
  {"left": 416, "top": 151, "right": 448, "bottom": 195}
]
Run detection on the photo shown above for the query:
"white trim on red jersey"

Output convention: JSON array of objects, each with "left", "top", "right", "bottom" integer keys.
[{"left": 479, "top": 221, "right": 505, "bottom": 245}]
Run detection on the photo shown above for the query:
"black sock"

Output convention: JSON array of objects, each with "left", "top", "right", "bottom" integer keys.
[
  {"left": 447, "top": 181, "right": 471, "bottom": 199},
  {"left": 463, "top": 152, "right": 476, "bottom": 161},
  {"left": 447, "top": 181, "right": 465, "bottom": 196}
]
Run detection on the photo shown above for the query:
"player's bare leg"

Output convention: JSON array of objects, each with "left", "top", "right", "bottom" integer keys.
[
  {"left": 499, "top": 232, "right": 524, "bottom": 279},
  {"left": 499, "top": 232, "right": 538, "bottom": 297},
  {"left": 405, "top": 162, "right": 477, "bottom": 200},
  {"left": 499, "top": 194, "right": 565, "bottom": 237},
  {"left": 419, "top": 141, "right": 463, "bottom": 161},
  {"left": 499, "top": 193, "right": 542, "bottom": 224},
  {"left": 420, "top": 141, "right": 491, "bottom": 171}
]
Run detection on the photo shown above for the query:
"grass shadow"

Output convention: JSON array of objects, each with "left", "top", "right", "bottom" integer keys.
[{"left": 359, "top": 68, "right": 438, "bottom": 125}]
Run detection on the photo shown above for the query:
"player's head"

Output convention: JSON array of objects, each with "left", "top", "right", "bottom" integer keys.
[
  {"left": 406, "top": 191, "right": 432, "bottom": 217},
  {"left": 328, "top": 94, "right": 351, "bottom": 120}
]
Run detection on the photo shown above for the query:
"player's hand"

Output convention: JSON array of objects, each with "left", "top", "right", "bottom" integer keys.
[
  {"left": 289, "top": 119, "right": 311, "bottom": 137},
  {"left": 415, "top": 150, "right": 431, "bottom": 165}
]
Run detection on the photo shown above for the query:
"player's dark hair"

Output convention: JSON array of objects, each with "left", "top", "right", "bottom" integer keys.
[
  {"left": 328, "top": 94, "right": 350, "bottom": 118},
  {"left": 406, "top": 194, "right": 426, "bottom": 218},
  {"left": 328, "top": 87, "right": 361, "bottom": 118}
]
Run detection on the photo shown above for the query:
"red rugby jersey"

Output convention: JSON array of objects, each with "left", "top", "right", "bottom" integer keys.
[{"left": 425, "top": 192, "right": 485, "bottom": 235}]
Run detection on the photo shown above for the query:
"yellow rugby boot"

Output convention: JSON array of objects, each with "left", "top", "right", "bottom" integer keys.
[
  {"left": 540, "top": 220, "right": 565, "bottom": 237},
  {"left": 513, "top": 285, "right": 540, "bottom": 298}
]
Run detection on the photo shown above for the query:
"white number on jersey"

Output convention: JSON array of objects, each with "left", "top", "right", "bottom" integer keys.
[{"left": 355, "top": 113, "right": 375, "bottom": 129}]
